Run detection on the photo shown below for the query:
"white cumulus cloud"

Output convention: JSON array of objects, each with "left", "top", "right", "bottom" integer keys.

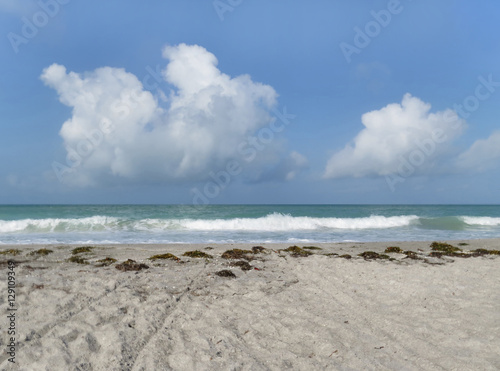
[
  {"left": 42, "top": 44, "right": 303, "bottom": 186},
  {"left": 323, "top": 93, "right": 466, "bottom": 178}
]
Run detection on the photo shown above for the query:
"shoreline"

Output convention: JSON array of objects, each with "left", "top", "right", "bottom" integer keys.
[
  {"left": 3, "top": 236, "right": 500, "bottom": 247},
  {"left": 2, "top": 237, "right": 500, "bottom": 259},
  {"left": 1, "top": 239, "right": 499, "bottom": 369}
]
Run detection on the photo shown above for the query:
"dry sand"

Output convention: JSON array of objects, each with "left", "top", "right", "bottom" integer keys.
[{"left": 1, "top": 239, "right": 499, "bottom": 370}]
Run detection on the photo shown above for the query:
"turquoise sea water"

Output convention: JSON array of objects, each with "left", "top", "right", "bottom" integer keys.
[{"left": 1, "top": 204, "right": 500, "bottom": 244}]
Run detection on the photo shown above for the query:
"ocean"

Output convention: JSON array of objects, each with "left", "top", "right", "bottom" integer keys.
[{"left": 1, "top": 204, "right": 500, "bottom": 245}]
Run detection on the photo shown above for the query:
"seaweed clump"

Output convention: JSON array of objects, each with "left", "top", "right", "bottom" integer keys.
[
  {"left": 95, "top": 257, "right": 117, "bottom": 267},
  {"left": 303, "top": 246, "right": 322, "bottom": 250},
  {"left": 28, "top": 248, "right": 53, "bottom": 256},
  {"left": 470, "top": 248, "right": 500, "bottom": 256},
  {"left": 429, "top": 242, "right": 472, "bottom": 258},
  {"left": 429, "top": 251, "right": 471, "bottom": 258},
  {"left": 0, "top": 249, "right": 22, "bottom": 256},
  {"left": 339, "top": 254, "right": 352, "bottom": 259},
  {"left": 183, "top": 250, "right": 213, "bottom": 259},
  {"left": 221, "top": 249, "right": 254, "bottom": 260},
  {"left": 67, "top": 256, "right": 89, "bottom": 264},
  {"left": 282, "top": 246, "right": 313, "bottom": 257},
  {"left": 222, "top": 246, "right": 268, "bottom": 260},
  {"left": 71, "top": 246, "right": 95, "bottom": 255},
  {"left": 252, "top": 246, "right": 266, "bottom": 253},
  {"left": 358, "top": 251, "right": 390, "bottom": 260},
  {"left": 385, "top": 246, "right": 403, "bottom": 254},
  {"left": 231, "top": 260, "right": 253, "bottom": 271},
  {"left": 115, "top": 259, "right": 149, "bottom": 271},
  {"left": 431, "top": 248, "right": 500, "bottom": 259},
  {"left": 148, "top": 253, "right": 180, "bottom": 262},
  {"left": 215, "top": 269, "right": 236, "bottom": 278},
  {"left": 404, "top": 251, "right": 421, "bottom": 260},
  {"left": 430, "top": 242, "right": 462, "bottom": 253}
]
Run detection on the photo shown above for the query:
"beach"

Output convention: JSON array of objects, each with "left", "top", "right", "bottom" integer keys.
[
  {"left": 3, "top": 0, "right": 500, "bottom": 369},
  {"left": 1, "top": 239, "right": 499, "bottom": 370}
]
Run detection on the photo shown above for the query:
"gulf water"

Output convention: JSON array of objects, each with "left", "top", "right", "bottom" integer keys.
[{"left": 1, "top": 204, "right": 500, "bottom": 244}]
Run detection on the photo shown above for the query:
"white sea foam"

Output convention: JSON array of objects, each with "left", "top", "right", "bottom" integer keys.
[
  {"left": 0, "top": 216, "right": 119, "bottom": 233},
  {"left": 171, "top": 213, "right": 419, "bottom": 231},
  {"left": 461, "top": 216, "right": 500, "bottom": 226},
  {"left": 0, "top": 213, "right": 419, "bottom": 233}
]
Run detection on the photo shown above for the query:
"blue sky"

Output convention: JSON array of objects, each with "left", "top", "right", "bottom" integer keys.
[{"left": 1, "top": 0, "right": 500, "bottom": 204}]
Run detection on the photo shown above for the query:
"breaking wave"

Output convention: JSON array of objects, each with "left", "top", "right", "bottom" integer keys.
[
  {"left": 2, "top": 214, "right": 500, "bottom": 237},
  {"left": 0, "top": 213, "right": 419, "bottom": 233},
  {"left": 0, "top": 216, "right": 120, "bottom": 233},
  {"left": 461, "top": 216, "right": 500, "bottom": 226}
]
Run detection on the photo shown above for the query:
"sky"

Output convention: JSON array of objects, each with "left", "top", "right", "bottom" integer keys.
[{"left": 1, "top": 0, "right": 500, "bottom": 204}]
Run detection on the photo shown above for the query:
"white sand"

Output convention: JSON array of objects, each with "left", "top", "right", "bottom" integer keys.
[{"left": 1, "top": 240, "right": 499, "bottom": 370}]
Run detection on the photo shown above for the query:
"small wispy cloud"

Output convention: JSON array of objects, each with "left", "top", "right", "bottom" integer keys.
[{"left": 457, "top": 130, "right": 500, "bottom": 172}]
